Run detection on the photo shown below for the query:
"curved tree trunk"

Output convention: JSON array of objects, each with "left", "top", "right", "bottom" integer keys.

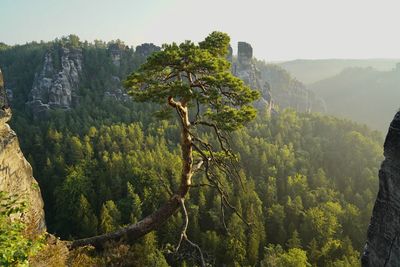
[
  {"left": 70, "top": 97, "right": 192, "bottom": 250},
  {"left": 69, "top": 198, "right": 180, "bottom": 249}
]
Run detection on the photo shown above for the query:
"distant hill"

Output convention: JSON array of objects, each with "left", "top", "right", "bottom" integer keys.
[
  {"left": 309, "top": 65, "right": 400, "bottom": 132},
  {"left": 278, "top": 59, "right": 400, "bottom": 84}
]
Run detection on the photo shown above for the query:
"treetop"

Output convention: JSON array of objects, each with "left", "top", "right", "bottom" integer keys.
[{"left": 124, "top": 31, "right": 260, "bottom": 131}]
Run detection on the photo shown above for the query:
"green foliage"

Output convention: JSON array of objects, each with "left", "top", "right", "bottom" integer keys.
[
  {"left": 125, "top": 31, "right": 259, "bottom": 131},
  {"left": 0, "top": 36, "right": 383, "bottom": 266},
  {"left": 100, "top": 200, "right": 121, "bottom": 233},
  {"left": 0, "top": 192, "right": 44, "bottom": 266},
  {"left": 261, "top": 245, "right": 311, "bottom": 267},
  {"left": 98, "top": 232, "right": 169, "bottom": 266}
]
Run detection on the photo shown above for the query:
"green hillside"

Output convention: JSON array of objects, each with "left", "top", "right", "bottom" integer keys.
[
  {"left": 310, "top": 65, "right": 400, "bottom": 131},
  {"left": 279, "top": 59, "right": 399, "bottom": 84}
]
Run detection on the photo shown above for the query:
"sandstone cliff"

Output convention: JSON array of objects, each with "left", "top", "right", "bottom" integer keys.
[
  {"left": 0, "top": 69, "right": 45, "bottom": 233},
  {"left": 362, "top": 111, "right": 400, "bottom": 266},
  {"left": 27, "top": 47, "right": 82, "bottom": 113}
]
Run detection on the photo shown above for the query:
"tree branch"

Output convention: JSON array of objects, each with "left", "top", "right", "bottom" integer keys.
[
  {"left": 175, "top": 198, "right": 206, "bottom": 267},
  {"left": 69, "top": 196, "right": 181, "bottom": 250}
]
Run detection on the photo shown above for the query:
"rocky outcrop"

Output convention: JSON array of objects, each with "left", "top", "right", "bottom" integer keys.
[
  {"left": 0, "top": 69, "right": 46, "bottom": 233},
  {"left": 232, "top": 41, "right": 326, "bottom": 113},
  {"left": 135, "top": 43, "right": 160, "bottom": 58},
  {"left": 234, "top": 42, "right": 259, "bottom": 89},
  {"left": 108, "top": 42, "right": 129, "bottom": 67},
  {"left": 233, "top": 42, "right": 274, "bottom": 111},
  {"left": 238, "top": 42, "right": 253, "bottom": 66},
  {"left": 27, "top": 47, "right": 82, "bottom": 113},
  {"left": 105, "top": 43, "right": 160, "bottom": 101},
  {"left": 104, "top": 75, "right": 130, "bottom": 102},
  {"left": 362, "top": 111, "right": 400, "bottom": 266}
]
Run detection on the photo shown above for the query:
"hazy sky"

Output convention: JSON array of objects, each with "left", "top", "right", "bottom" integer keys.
[{"left": 1, "top": 0, "right": 399, "bottom": 61}]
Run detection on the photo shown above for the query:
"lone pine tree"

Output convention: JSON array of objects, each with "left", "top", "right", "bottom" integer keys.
[{"left": 70, "top": 32, "right": 259, "bottom": 262}]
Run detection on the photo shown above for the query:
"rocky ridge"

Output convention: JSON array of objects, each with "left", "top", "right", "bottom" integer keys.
[
  {"left": 27, "top": 39, "right": 325, "bottom": 115},
  {"left": 0, "top": 69, "right": 46, "bottom": 233},
  {"left": 362, "top": 111, "right": 400, "bottom": 266}
]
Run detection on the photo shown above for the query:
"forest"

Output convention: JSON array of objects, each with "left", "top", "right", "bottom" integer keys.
[{"left": 0, "top": 35, "right": 383, "bottom": 266}]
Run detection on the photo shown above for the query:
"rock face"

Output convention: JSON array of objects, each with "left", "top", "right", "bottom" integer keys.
[
  {"left": 0, "top": 70, "right": 8, "bottom": 110},
  {"left": 238, "top": 42, "right": 253, "bottom": 66},
  {"left": 234, "top": 42, "right": 259, "bottom": 89},
  {"left": 362, "top": 111, "right": 400, "bottom": 266},
  {"left": 231, "top": 41, "right": 325, "bottom": 113},
  {"left": 0, "top": 69, "right": 46, "bottom": 233},
  {"left": 233, "top": 42, "right": 274, "bottom": 111},
  {"left": 27, "top": 47, "right": 82, "bottom": 113}
]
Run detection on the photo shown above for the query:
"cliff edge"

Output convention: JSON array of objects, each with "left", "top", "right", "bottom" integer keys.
[
  {"left": 0, "top": 69, "right": 46, "bottom": 233},
  {"left": 362, "top": 111, "right": 400, "bottom": 266}
]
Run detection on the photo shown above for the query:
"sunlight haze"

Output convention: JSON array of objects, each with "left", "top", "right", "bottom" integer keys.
[{"left": 1, "top": 0, "right": 400, "bottom": 60}]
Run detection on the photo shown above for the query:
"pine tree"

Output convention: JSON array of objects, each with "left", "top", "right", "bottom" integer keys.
[{"left": 100, "top": 200, "right": 121, "bottom": 233}]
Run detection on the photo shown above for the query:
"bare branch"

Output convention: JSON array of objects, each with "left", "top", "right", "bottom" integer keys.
[
  {"left": 192, "top": 160, "right": 204, "bottom": 173},
  {"left": 192, "top": 120, "right": 232, "bottom": 155},
  {"left": 175, "top": 198, "right": 206, "bottom": 267},
  {"left": 203, "top": 160, "right": 251, "bottom": 227},
  {"left": 220, "top": 197, "right": 228, "bottom": 233}
]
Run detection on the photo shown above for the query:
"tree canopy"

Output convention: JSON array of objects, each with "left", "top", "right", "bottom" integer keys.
[{"left": 125, "top": 31, "right": 259, "bottom": 131}]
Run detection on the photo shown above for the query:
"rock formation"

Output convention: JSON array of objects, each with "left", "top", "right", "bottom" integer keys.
[
  {"left": 230, "top": 42, "right": 273, "bottom": 108},
  {"left": 232, "top": 42, "right": 273, "bottom": 111},
  {"left": 108, "top": 42, "right": 129, "bottom": 67},
  {"left": 362, "top": 111, "right": 400, "bottom": 266},
  {"left": 0, "top": 69, "right": 46, "bottom": 233},
  {"left": 104, "top": 75, "right": 130, "bottom": 102},
  {"left": 26, "top": 39, "right": 326, "bottom": 115},
  {"left": 27, "top": 47, "right": 82, "bottom": 113},
  {"left": 231, "top": 41, "right": 325, "bottom": 113},
  {"left": 105, "top": 43, "right": 160, "bottom": 101},
  {"left": 135, "top": 43, "right": 160, "bottom": 58},
  {"left": 237, "top": 42, "right": 253, "bottom": 66},
  {"left": 234, "top": 42, "right": 259, "bottom": 88}
]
